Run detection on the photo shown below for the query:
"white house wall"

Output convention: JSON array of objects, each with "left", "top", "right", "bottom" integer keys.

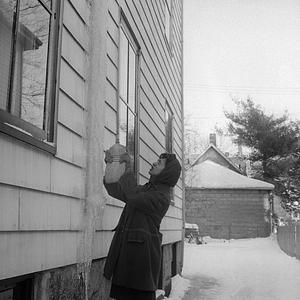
[
  {"left": 103, "top": 0, "right": 184, "bottom": 246},
  {"left": 0, "top": 0, "right": 184, "bottom": 281},
  {"left": 0, "top": 0, "right": 89, "bottom": 280}
]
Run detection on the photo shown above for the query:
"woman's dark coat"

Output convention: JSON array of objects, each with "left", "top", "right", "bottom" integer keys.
[{"left": 103, "top": 158, "right": 181, "bottom": 291}]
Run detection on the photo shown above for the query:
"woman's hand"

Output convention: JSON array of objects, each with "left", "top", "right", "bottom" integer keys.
[
  {"left": 104, "top": 150, "right": 113, "bottom": 164},
  {"left": 120, "top": 152, "right": 133, "bottom": 173}
]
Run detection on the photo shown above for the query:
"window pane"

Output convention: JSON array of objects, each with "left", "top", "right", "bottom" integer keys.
[
  {"left": 0, "top": 0, "right": 16, "bottom": 110},
  {"left": 165, "top": 108, "right": 173, "bottom": 152},
  {"left": 119, "top": 29, "right": 128, "bottom": 103},
  {"left": 127, "top": 110, "right": 135, "bottom": 160},
  {"left": 12, "top": 0, "right": 51, "bottom": 129},
  {"left": 119, "top": 100, "right": 127, "bottom": 147},
  {"left": 128, "top": 45, "right": 136, "bottom": 111}
]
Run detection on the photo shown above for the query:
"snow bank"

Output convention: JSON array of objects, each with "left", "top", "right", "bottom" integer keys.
[{"left": 181, "top": 235, "right": 300, "bottom": 300}]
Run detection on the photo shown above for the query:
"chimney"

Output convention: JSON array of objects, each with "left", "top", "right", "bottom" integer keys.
[{"left": 209, "top": 133, "right": 217, "bottom": 146}]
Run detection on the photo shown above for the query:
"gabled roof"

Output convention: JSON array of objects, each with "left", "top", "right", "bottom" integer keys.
[
  {"left": 186, "top": 160, "right": 274, "bottom": 190},
  {"left": 190, "top": 143, "right": 242, "bottom": 174}
]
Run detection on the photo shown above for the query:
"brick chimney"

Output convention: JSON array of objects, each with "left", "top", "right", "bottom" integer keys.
[{"left": 209, "top": 133, "right": 217, "bottom": 146}]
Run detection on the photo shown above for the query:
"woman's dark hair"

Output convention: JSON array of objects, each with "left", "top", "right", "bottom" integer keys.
[{"left": 159, "top": 153, "right": 176, "bottom": 165}]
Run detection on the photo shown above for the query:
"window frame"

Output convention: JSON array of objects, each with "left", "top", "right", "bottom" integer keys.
[
  {"left": 165, "top": 102, "right": 175, "bottom": 204},
  {"left": 117, "top": 10, "right": 141, "bottom": 177},
  {"left": 0, "top": 274, "right": 33, "bottom": 300},
  {"left": 165, "top": 102, "right": 174, "bottom": 153},
  {"left": 0, "top": 0, "right": 63, "bottom": 154}
]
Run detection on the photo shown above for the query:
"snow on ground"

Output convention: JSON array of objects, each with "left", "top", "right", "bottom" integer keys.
[{"left": 167, "top": 236, "right": 300, "bottom": 300}]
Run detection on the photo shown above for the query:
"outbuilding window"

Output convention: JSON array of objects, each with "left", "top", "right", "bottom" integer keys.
[{"left": 0, "top": 0, "right": 61, "bottom": 153}]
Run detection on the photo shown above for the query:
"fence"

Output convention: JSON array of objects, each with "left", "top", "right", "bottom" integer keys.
[{"left": 277, "top": 224, "right": 300, "bottom": 260}]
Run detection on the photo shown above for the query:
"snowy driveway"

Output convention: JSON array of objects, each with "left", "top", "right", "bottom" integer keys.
[{"left": 168, "top": 236, "right": 300, "bottom": 300}]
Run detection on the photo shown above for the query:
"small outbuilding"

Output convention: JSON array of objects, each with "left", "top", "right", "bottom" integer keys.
[{"left": 185, "top": 157, "right": 274, "bottom": 239}]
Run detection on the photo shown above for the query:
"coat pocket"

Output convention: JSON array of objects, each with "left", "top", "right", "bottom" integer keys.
[{"left": 126, "top": 230, "right": 146, "bottom": 244}]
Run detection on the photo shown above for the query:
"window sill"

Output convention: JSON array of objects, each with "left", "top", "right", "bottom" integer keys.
[{"left": 0, "top": 122, "right": 56, "bottom": 154}]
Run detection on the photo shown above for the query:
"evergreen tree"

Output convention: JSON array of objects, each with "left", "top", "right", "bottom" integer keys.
[{"left": 224, "top": 98, "right": 300, "bottom": 215}]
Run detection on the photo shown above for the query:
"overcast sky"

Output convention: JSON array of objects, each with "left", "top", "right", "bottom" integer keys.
[{"left": 183, "top": 0, "right": 300, "bottom": 136}]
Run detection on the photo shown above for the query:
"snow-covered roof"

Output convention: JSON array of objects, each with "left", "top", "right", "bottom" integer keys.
[
  {"left": 191, "top": 143, "right": 242, "bottom": 174},
  {"left": 186, "top": 160, "right": 274, "bottom": 190}
]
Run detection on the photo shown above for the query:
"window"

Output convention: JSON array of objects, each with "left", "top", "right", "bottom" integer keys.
[
  {"left": 0, "top": 276, "right": 33, "bottom": 300},
  {"left": 165, "top": 102, "right": 175, "bottom": 203},
  {"left": 165, "top": 103, "right": 173, "bottom": 153},
  {"left": 118, "top": 13, "right": 140, "bottom": 174},
  {"left": 164, "top": 0, "right": 172, "bottom": 50},
  {"left": 0, "top": 0, "right": 61, "bottom": 153}
]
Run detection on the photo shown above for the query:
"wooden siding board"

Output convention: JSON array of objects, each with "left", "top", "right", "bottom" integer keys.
[
  {"left": 107, "top": 12, "right": 119, "bottom": 46},
  {"left": 166, "top": 205, "right": 182, "bottom": 219},
  {"left": 56, "top": 124, "right": 85, "bottom": 167},
  {"left": 0, "top": 232, "right": 79, "bottom": 280},
  {"left": 146, "top": 0, "right": 181, "bottom": 79},
  {"left": 140, "top": 69, "right": 165, "bottom": 116},
  {"left": 139, "top": 140, "right": 159, "bottom": 165},
  {"left": 133, "top": 0, "right": 181, "bottom": 96},
  {"left": 50, "top": 158, "right": 84, "bottom": 198},
  {"left": 106, "top": 79, "right": 118, "bottom": 110},
  {"left": 121, "top": 0, "right": 182, "bottom": 112},
  {"left": 161, "top": 216, "right": 182, "bottom": 230},
  {"left": 69, "top": 0, "right": 90, "bottom": 23},
  {"left": 63, "top": 0, "right": 88, "bottom": 50},
  {"left": 140, "top": 88, "right": 164, "bottom": 125},
  {"left": 105, "top": 103, "right": 117, "bottom": 134},
  {"left": 104, "top": 127, "right": 116, "bottom": 150},
  {"left": 0, "top": 135, "right": 51, "bottom": 192},
  {"left": 107, "top": 33, "right": 119, "bottom": 66},
  {"left": 139, "top": 157, "right": 151, "bottom": 179},
  {"left": 19, "top": 190, "right": 82, "bottom": 231},
  {"left": 161, "top": 230, "right": 182, "bottom": 245},
  {"left": 140, "top": 1, "right": 183, "bottom": 116},
  {"left": 108, "top": 0, "right": 120, "bottom": 25},
  {"left": 107, "top": 57, "right": 118, "bottom": 88},
  {"left": 140, "top": 106, "right": 165, "bottom": 146},
  {"left": 0, "top": 185, "right": 19, "bottom": 231},
  {"left": 60, "top": 60, "right": 86, "bottom": 109},
  {"left": 61, "top": 27, "right": 87, "bottom": 79},
  {"left": 57, "top": 91, "right": 85, "bottom": 137},
  {"left": 92, "top": 230, "right": 114, "bottom": 259},
  {"left": 116, "top": 0, "right": 181, "bottom": 109},
  {"left": 101, "top": 205, "right": 122, "bottom": 230},
  {"left": 139, "top": 123, "right": 165, "bottom": 154}
]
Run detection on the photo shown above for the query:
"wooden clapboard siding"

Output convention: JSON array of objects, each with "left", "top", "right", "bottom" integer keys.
[
  {"left": 19, "top": 190, "right": 82, "bottom": 231},
  {"left": 58, "top": 91, "right": 85, "bottom": 137},
  {"left": 103, "top": 0, "right": 184, "bottom": 246},
  {"left": 0, "top": 134, "right": 51, "bottom": 192},
  {"left": 0, "top": 231, "right": 80, "bottom": 280},
  {"left": 92, "top": 231, "right": 114, "bottom": 259},
  {"left": 0, "top": 0, "right": 90, "bottom": 280},
  {"left": 0, "top": 185, "right": 19, "bottom": 231}
]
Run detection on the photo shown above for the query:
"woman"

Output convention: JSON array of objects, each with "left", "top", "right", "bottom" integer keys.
[{"left": 103, "top": 152, "right": 181, "bottom": 300}]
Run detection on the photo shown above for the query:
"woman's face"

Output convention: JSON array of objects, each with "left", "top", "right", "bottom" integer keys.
[{"left": 149, "top": 158, "right": 167, "bottom": 176}]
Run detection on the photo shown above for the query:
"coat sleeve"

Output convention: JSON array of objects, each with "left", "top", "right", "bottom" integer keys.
[
  {"left": 118, "top": 175, "right": 170, "bottom": 216},
  {"left": 104, "top": 174, "right": 170, "bottom": 216},
  {"left": 125, "top": 190, "right": 170, "bottom": 216},
  {"left": 103, "top": 173, "right": 138, "bottom": 203}
]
